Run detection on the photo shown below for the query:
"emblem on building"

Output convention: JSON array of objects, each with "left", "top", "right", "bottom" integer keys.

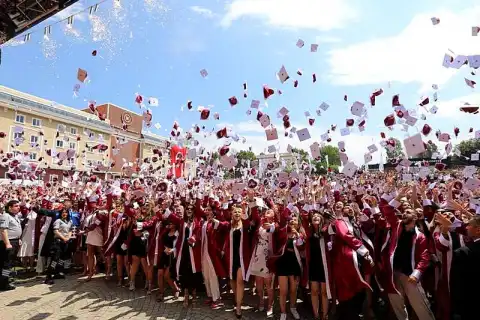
[{"left": 122, "top": 113, "right": 133, "bottom": 124}]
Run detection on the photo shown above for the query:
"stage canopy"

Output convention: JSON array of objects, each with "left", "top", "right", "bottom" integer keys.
[{"left": 0, "top": 0, "right": 79, "bottom": 45}]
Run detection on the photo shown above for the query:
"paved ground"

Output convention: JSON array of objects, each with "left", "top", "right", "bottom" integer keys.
[{"left": 0, "top": 274, "right": 313, "bottom": 320}]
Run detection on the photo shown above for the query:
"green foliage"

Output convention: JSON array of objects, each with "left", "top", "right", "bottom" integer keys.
[
  {"left": 419, "top": 143, "right": 438, "bottom": 159},
  {"left": 292, "top": 146, "right": 340, "bottom": 175},
  {"left": 291, "top": 148, "right": 309, "bottom": 162},
  {"left": 385, "top": 138, "right": 405, "bottom": 159},
  {"left": 454, "top": 138, "right": 480, "bottom": 158},
  {"left": 210, "top": 152, "right": 219, "bottom": 160},
  {"left": 236, "top": 150, "right": 257, "bottom": 161},
  {"left": 320, "top": 145, "right": 340, "bottom": 166},
  {"left": 284, "top": 164, "right": 294, "bottom": 174}
]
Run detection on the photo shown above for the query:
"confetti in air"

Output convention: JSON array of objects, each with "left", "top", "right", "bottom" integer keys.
[
  {"left": 63, "top": 24, "right": 85, "bottom": 43},
  {"left": 41, "top": 37, "right": 60, "bottom": 62},
  {"left": 1, "top": 38, "right": 25, "bottom": 48},
  {"left": 144, "top": 0, "right": 170, "bottom": 22},
  {"left": 90, "top": 14, "right": 110, "bottom": 43}
]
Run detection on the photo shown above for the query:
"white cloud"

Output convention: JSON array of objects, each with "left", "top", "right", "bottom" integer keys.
[
  {"left": 435, "top": 92, "right": 480, "bottom": 119},
  {"left": 221, "top": 0, "right": 358, "bottom": 31},
  {"left": 190, "top": 5, "right": 215, "bottom": 18},
  {"left": 327, "top": 6, "right": 480, "bottom": 90},
  {"left": 234, "top": 121, "right": 273, "bottom": 133},
  {"left": 315, "top": 35, "right": 342, "bottom": 44},
  {"left": 51, "top": 2, "right": 87, "bottom": 22}
]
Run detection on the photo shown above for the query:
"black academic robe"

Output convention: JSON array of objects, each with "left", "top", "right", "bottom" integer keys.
[{"left": 450, "top": 239, "right": 480, "bottom": 320}]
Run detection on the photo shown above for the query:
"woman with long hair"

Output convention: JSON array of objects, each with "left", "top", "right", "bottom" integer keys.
[
  {"left": 128, "top": 203, "right": 156, "bottom": 293},
  {"left": 155, "top": 220, "right": 180, "bottom": 301},
  {"left": 302, "top": 211, "right": 332, "bottom": 320},
  {"left": 274, "top": 212, "right": 305, "bottom": 320},
  {"left": 164, "top": 201, "right": 203, "bottom": 307},
  {"left": 247, "top": 207, "right": 276, "bottom": 317},
  {"left": 200, "top": 204, "right": 225, "bottom": 309},
  {"left": 217, "top": 203, "right": 252, "bottom": 318},
  {"left": 104, "top": 203, "right": 132, "bottom": 287}
]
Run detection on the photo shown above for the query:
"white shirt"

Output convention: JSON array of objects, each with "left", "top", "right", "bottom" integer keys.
[{"left": 85, "top": 214, "right": 104, "bottom": 247}]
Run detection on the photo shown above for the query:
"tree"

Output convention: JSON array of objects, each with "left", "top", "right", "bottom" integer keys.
[
  {"left": 291, "top": 148, "right": 309, "bottom": 163},
  {"left": 385, "top": 138, "right": 405, "bottom": 159},
  {"left": 236, "top": 150, "right": 257, "bottom": 162},
  {"left": 320, "top": 145, "right": 340, "bottom": 166},
  {"left": 313, "top": 145, "right": 340, "bottom": 174},
  {"left": 234, "top": 150, "right": 257, "bottom": 178},
  {"left": 419, "top": 142, "right": 438, "bottom": 159},
  {"left": 454, "top": 138, "right": 480, "bottom": 158}
]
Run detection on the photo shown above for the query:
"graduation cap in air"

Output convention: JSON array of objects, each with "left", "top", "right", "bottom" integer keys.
[{"left": 263, "top": 85, "right": 275, "bottom": 100}]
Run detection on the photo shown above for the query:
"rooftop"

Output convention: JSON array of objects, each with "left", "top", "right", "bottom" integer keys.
[{"left": 0, "top": 86, "right": 169, "bottom": 143}]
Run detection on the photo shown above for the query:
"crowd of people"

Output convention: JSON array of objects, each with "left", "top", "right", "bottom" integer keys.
[{"left": 0, "top": 169, "right": 479, "bottom": 320}]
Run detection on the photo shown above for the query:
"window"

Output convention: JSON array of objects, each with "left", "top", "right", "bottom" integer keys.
[
  {"left": 32, "top": 118, "right": 41, "bottom": 127},
  {"left": 30, "top": 136, "right": 39, "bottom": 144},
  {"left": 15, "top": 114, "right": 25, "bottom": 123},
  {"left": 70, "top": 127, "right": 77, "bottom": 135},
  {"left": 56, "top": 140, "right": 64, "bottom": 148},
  {"left": 86, "top": 145, "right": 93, "bottom": 152},
  {"left": 57, "top": 124, "right": 66, "bottom": 132},
  {"left": 12, "top": 151, "right": 21, "bottom": 157},
  {"left": 49, "top": 174, "right": 58, "bottom": 182},
  {"left": 69, "top": 142, "right": 76, "bottom": 149},
  {"left": 14, "top": 132, "right": 22, "bottom": 140},
  {"left": 29, "top": 153, "right": 37, "bottom": 161},
  {"left": 67, "top": 158, "right": 76, "bottom": 166},
  {"left": 89, "top": 132, "right": 95, "bottom": 139}
]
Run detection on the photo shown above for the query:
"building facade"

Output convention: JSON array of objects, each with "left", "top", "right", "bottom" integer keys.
[
  {"left": 0, "top": 86, "right": 178, "bottom": 182},
  {"left": 256, "top": 152, "right": 300, "bottom": 177}
]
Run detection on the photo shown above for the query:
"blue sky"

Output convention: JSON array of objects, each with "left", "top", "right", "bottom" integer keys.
[{"left": 1, "top": 0, "right": 479, "bottom": 165}]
